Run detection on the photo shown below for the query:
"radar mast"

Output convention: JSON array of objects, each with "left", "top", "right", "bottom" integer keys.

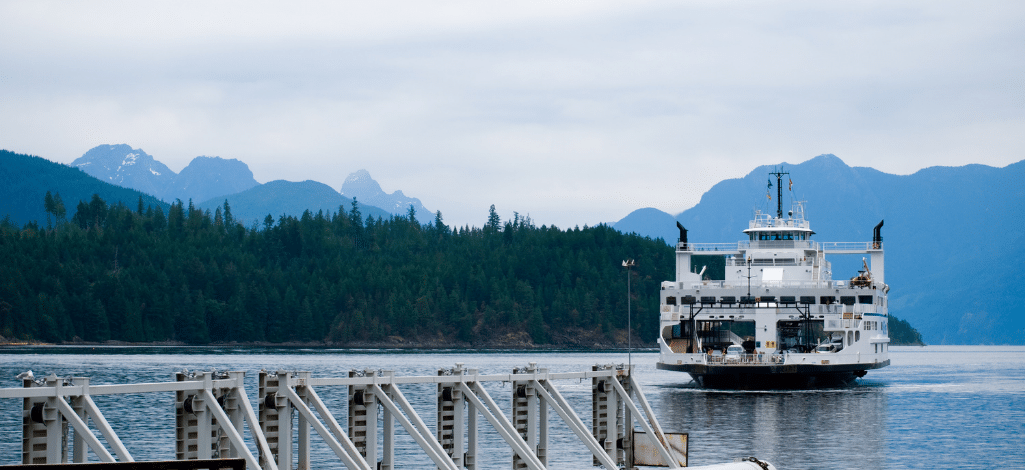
[{"left": 769, "top": 167, "right": 790, "bottom": 218}]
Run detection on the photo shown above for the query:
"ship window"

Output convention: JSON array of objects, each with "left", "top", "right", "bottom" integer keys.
[
  {"left": 820, "top": 296, "right": 836, "bottom": 305},
  {"left": 858, "top": 295, "right": 874, "bottom": 304},
  {"left": 840, "top": 296, "right": 856, "bottom": 305},
  {"left": 855, "top": 331, "right": 861, "bottom": 342},
  {"left": 666, "top": 296, "right": 677, "bottom": 305}
]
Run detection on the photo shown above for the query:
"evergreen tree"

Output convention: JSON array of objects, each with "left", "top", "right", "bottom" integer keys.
[
  {"left": 487, "top": 204, "right": 501, "bottom": 233},
  {"left": 0, "top": 191, "right": 927, "bottom": 347}
]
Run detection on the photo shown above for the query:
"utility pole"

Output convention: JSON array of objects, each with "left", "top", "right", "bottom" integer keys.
[{"left": 622, "top": 259, "right": 636, "bottom": 368}]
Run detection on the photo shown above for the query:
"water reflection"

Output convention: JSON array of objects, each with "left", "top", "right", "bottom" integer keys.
[
  {"left": 3, "top": 347, "right": 1023, "bottom": 469},
  {"left": 650, "top": 382, "right": 888, "bottom": 469}
]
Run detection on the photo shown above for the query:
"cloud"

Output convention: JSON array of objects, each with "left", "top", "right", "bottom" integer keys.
[{"left": 1, "top": 1, "right": 1022, "bottom": 228}]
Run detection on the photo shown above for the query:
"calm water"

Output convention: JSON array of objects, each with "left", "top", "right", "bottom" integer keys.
[{"left": 0, "top": 346, "right": 1022, "bottom": 469}]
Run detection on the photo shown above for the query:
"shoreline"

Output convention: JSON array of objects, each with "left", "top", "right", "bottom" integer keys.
[{"left": 0, "top": 338, "right": 660, "bottom": 352}]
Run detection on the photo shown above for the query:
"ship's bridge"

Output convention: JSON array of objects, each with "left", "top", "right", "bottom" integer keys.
[{"left": 742, "top": 210, "right": 814, "bottom": 242}]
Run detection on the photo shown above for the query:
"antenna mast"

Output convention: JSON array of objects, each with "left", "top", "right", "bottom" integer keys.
[{"left": 769, "top": 167, "right": 789, "bottom": 218}]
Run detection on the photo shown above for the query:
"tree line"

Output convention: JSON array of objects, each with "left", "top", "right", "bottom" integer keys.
[
  {"left": 1, "top": 194, "right": 678, "bottom": 346},
  {"left": 0, "top": 193, "right": 923, "bottom": 346}
]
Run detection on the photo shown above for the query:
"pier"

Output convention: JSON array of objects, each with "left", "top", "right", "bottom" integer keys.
[{"left": 2, "top": 364, "right": 694, "bottom": 470}]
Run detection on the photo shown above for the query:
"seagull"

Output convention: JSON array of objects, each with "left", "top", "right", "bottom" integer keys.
[{"left": 16, "top": 370, "right": 34, "bottom": 380}]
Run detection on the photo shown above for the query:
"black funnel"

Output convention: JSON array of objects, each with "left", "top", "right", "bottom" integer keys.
[{"left": 676, "top": 222, "right": 688, "bottom": 245}]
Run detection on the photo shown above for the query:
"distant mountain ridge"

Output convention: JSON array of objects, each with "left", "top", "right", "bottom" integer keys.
[
  {"left": 196, "top": 180, "right": 392, "bottom": 227},
  {"left": 72, "top": 144, "right": 260, "bottom": 203},
  {"left": 614, "top": 154, "right": 1025, "bottom": 345},
  {"left": 0, "top": 150, "right": 169, "bottom": 227},
  {"left": 166, "top": 156, "right": 259, "bottom": 203},
  {"left": 71, "top": 144, "right": 175, "bottom": 199},
  {"left": 340, "top": 169, "right": 432, "bottom": 224},
  {"left": 69, "top": 144, "right": 431, "bottom": 225}
]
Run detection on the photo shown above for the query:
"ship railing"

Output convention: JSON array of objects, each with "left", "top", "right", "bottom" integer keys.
[
  {"left": 681, "top": 241, "right": 881, "bottom": 253},
  {"left": 703, "top": 353, "right": 784, "bottom": 365},
  {"left": 724, "top": 258, "right": 812, "bottom": 267},
  {"left": 678, "top": 242, "right": 745, "bottom": 252},
  {"left": 679, "top": 279, "right": 851, "bottom": 289},
  {"left": 681, "top": 241, "right": 820, "bottom": 252},
  {"left": 748, "top": 240, "right": 816, "bottom": 250},
  {"left": 820, "top": 242, "right": 880, "bottom": 252}
]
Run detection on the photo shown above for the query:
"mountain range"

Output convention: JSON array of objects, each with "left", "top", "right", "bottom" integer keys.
[
  {"left": 71, "top": 144, "right": 260, "bottom": 204},
  {"left": 195, "top": 179, "right": 392, "bottom": 226},
  {"left": 614, "top": 154, "right": 1025, "bottom": 345},
  {"left": 0, "top": 150, "right": 169, "bottom": 227},
  {"left": 2, "top": 146, "right": 1020, "bottom": 344},
  {"left": 69, "top": 144, "right": 431, "bottom": 225}
]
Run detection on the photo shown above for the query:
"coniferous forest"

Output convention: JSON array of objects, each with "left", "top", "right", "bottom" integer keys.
[
  {"left": 0, "top": 193, "right": 923, "bottom": 346},
  {"left": 0, "top": 194, "right": 681, "bottom": 346}
]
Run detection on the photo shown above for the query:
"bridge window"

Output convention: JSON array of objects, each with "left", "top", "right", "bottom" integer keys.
[{"left": 666, "top": 296, "right": 677, "bottom": 305}]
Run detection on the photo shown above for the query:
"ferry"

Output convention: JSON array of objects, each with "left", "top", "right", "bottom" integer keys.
[{"left": 656, "top": 168, "right": 890, "bottom": 388}]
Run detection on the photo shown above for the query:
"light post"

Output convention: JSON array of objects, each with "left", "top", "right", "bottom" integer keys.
[{"left": 622, "top": 259, "right": 636, "bottom": 368}]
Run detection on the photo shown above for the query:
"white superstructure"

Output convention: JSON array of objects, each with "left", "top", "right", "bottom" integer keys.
[{"left": 656, "top": 169, "right": 890, "bottom": 388}]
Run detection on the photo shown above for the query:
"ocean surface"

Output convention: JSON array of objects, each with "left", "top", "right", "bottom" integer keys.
[{"left": 0, "top": 345, "right": 1022, "bottom": 469}]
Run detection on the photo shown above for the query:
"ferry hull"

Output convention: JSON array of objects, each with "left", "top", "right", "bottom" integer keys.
[{"left": 657, "top": 359, "right": 890, "bottom": 389}]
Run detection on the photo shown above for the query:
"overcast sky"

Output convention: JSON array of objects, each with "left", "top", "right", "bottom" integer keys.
[{"left": 2, "top": 1, "right": 1022, "bottom": 228}]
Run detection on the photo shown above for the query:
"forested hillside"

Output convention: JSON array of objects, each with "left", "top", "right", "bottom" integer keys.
[
  {"left": 0, "top": 150, "right": 169, "bottom": 228},
  {"left": 0, "top": 196, "right": 677, "bottom": 346}
]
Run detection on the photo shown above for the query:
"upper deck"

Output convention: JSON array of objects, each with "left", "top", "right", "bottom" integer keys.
[{"left": 676, "top": 240, "right": 882, "bottom": 255}]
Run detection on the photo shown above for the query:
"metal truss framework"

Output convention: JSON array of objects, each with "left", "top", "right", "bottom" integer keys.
[{"left": 1, "top": 364, "right": 685, "bottom": 470}]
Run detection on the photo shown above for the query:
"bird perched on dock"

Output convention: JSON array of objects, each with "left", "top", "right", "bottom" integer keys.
[{"left": 16, "top": 370, "right": 34, "bottom": 380}]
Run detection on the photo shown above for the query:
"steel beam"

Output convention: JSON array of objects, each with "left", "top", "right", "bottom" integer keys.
[
  {"left": 201, "top": 389, "right": 261, "bottom": 470},
  {"left": 457, "top": 382, "right": 545, "bottom": 470},
  {"left": 57, "top": 396, "right": 115, "bottom": 462},
  {"left": 610, "top": 375, "right": 680, "bottom": 468},
  {"left": 371, "top": 384, "right": 458, "bottom": 470},
  {"left": 532, "top": 380, "right": 618, "bottom": 469},
  {"left": 80, "top": 395, "right": 133, "bottom": 462},
  {"left": 281, "top": 385, "right": 372, "bottom": 470},
  {"left": 304, "top": 385, "right": 371, "bottom": 469}
]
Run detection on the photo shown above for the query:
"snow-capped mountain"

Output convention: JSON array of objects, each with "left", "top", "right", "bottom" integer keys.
[
  {"left": 70, "top": 145, "right": 431, "bottom": 224},
  {"left": 71, "top": 144, "right": 175, "bottom": 198},
  {"left": 71, "top": 145, "right": 259, "bottom": 204},
  {"left": 340, "top": 169, "right": 432, "bottom": 223}
]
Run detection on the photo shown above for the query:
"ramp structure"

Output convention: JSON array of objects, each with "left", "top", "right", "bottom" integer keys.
[{"left": 1, "top": 364, "right": 689, "bottom": 469}]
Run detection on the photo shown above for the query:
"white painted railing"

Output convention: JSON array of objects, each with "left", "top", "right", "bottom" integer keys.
[
  {"left": 678, "top": 241, "right": 880, "bottom": 253},
  {"left": 0, "top": 365, "right": 689, "bottom": 469}
]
